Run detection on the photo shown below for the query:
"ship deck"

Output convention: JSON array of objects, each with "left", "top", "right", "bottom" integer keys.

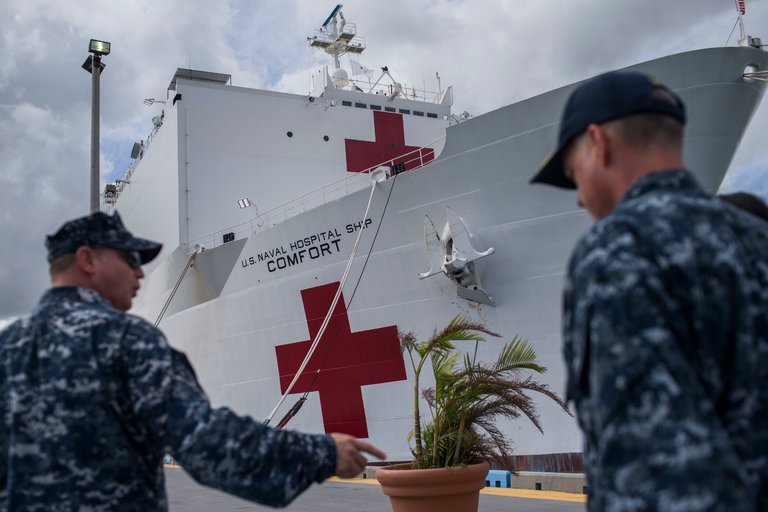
[{"left": 165, "top": 467, "right": 587, "bottom": 511}]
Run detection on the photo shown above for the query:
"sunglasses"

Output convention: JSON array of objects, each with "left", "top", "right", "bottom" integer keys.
[
  {"left": 93, "top": 247, "right": 142, "bottom": 269},
  {"left": 118, "top": 250, "right": 143, "bottom": 269}
]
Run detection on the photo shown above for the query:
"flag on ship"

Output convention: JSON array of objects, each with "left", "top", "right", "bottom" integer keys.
[{"left": 350, "top": 59, "right": 373, "bottom": 78}]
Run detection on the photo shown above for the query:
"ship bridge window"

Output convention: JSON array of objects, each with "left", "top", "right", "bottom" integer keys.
[
  {"left": 370, "top": 104, "right": 382, "bottom": 110},
  {"left": 413, "top": 111, "right": 424, "bottom": 117},
  {"left": 427, "top": 113, "right": 438, "bottom": 119},
  {"left": 342, "top": 100, "right": 352, "bottom": 107},
  {"left": 399, "top": 109, "right": 410, "bottom": 114},
  {"left": 355, "top": 102, "right": 366, "bottom": 108},
  {"left": 385, "top": 107, "right": 396, "bottom": 112}
]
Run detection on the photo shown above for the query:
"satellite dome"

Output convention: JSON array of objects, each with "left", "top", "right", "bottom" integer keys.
[{"left": 332, "top": 68, "right": 350, "bottom": 88}]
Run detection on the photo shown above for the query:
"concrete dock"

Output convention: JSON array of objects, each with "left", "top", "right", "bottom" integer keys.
[{"left": 165, "top": 467, "right": 587, "bottom": 512}]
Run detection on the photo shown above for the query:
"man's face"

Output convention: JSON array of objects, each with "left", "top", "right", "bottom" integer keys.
[
  {"left": 90, "top": 248, "right": 144, "bottom": 311},
  {"left": 563, "top": 130, "right": 615, "bottom": 221}
]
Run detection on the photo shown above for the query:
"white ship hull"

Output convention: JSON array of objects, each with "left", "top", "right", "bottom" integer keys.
[{"left": 117, "top": 46, "right": 768, "bottom": 468}]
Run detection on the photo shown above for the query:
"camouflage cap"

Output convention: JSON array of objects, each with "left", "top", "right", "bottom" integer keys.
[{"left": 45, "top": 211, "right": 162, "bottom": 264}]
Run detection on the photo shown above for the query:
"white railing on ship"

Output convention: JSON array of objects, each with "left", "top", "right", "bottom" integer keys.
[
  {"left": 104, "top": 120, "right": 165, "bottom": 211},
  {"left": 186, "top": 136, "right": 445, "bottom": 251}
]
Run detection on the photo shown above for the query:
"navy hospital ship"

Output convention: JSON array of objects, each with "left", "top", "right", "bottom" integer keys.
[{"left": 104, "top": 5, "right": 768, "bottom": 470}]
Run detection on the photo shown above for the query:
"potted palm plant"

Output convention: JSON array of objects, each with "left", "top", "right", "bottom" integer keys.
[{"left": 376, "top": 315, "right": 568, "bottom": 512}]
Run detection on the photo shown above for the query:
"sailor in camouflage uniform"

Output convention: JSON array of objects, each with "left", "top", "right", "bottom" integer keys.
[
  {"left": 0, "top": 211, "right": 384, "bottom": 511},
  {"left": 532, "top": 72, "right": 768, "bottom": 511}
]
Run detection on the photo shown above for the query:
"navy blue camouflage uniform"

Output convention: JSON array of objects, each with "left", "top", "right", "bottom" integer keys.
[
  {"left": 563, "top": 169, "right": 768, "bottom": 511},
  {"left": 0, "top": 286, "right": 336, "bottom": 511}
]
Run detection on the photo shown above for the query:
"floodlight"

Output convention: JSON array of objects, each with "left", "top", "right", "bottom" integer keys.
[
  {"left": 143, "top": 98, "right": 167, "bottom": 106},
  {"left": 81, "top": 57, "right": 105, "bottom": 74},
  {"left": 89, "top": 39, "right": 111, "bottom": 56},
  {"left": 130, "top": 142, "right": 142, "bottom": 159}
]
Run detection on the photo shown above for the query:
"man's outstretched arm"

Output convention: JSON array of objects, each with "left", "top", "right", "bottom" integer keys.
[{"left": 121, "top": 322, "right": 385, "bottom": 507}]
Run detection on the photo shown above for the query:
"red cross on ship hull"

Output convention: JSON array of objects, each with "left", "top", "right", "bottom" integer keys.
[
  {"left": 275, "top": 282, "right": 406, "bottom": 438},
  {"left": 345, "top": 110, "right": 435, "bottom": 173}
]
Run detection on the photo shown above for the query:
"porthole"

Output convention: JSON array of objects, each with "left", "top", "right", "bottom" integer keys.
[
  {"left": 287, "top": 131, "right": 293, "bottom": 137},
  {"left": 323, "top": 135, "right": 329, "bottom": 142}
]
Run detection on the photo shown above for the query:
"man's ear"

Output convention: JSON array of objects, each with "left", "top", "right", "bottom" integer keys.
[
  {"left": 74, "top": 246, "right": 98, "bottom": 276},
  {"left": 586, "top": 124, "right": 611, "bottom": 168}
]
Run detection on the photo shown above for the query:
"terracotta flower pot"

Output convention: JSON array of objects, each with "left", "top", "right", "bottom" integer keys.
[{"left": 376, "top": 461, "right": 489, "bottom": 512}]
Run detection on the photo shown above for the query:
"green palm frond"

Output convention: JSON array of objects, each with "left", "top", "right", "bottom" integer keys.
[
  {"left": 416, "top": 315, "right": 499, "bottom": 358},
  {"left": 494, "top": 336, "right": 546, "bottom": 374},
  {"left": 432, "top": 350, "right": 459, "bottom": 380}
]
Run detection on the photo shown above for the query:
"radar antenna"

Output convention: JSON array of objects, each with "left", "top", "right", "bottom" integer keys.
[{"left": 307, "top": 4, "right": 366, "bottom": 70}]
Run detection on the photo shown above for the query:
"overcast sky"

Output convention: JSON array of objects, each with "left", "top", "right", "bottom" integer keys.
[{"left": 1, "top": 0, "right": 767, "bottom": 323}]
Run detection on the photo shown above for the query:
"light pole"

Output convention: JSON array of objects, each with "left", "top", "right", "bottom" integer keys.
[{"left": 82, "top": 39, "right": 111, "bottom": 212}]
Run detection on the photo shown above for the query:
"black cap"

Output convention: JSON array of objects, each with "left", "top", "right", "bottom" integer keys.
[
  {"left": 46, "top": 211, "right": 162, "bottom": 265},
  {"left": 531, "top": 71, "right": 687, "bottom": 189},
  {"left": 719, "top": 192, "right": 768, "bottom": 222}
]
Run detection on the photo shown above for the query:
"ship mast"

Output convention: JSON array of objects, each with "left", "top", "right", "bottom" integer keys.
[{"left": 307, "top": 4, "right": 365, "bottom": 72}]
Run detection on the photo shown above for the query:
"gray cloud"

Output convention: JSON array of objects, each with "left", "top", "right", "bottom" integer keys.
[
  {"left": 1, "top": 0, "right": 767, "bottom": 318},
  {"left": 0, "top": 0, "right": 239, "bottom": 317}
]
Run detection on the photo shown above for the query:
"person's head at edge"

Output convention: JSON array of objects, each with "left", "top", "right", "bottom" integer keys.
[
  {"left": 530, "top": 71, "right": 687, "bottom": 220},
  {"left": 45, "top": 211, "right": 162, "bottom": 311},
  {"left": 719, "top": 191, "right": 768, "bottom": 223}
]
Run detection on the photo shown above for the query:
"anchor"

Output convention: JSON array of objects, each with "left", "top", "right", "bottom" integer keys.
[{"left": 419, "top": 207, "right": 495, "bottom": 306}]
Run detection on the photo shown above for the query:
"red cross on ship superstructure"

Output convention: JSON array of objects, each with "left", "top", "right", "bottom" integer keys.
[
  {"left": 274, "top": 282, "right": 406, "bottom": 438},
  {"left": 344, "top": 111, "right": 435, "bottom": 173}
]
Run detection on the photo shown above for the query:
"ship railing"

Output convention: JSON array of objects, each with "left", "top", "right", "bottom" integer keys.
[
  {"left": 104, "top": 119, "right": 164, "bottom": 211},
  {"left": 348, "top": 78, "right": 444, "bottom": 104},
  {"left": 185, "top": 136, "right": 445, "bottom": 251},
  {"left": 308, "top": 23, "right": 361, "bottom": 47}
]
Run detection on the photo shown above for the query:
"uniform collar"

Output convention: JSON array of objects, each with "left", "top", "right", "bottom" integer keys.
[
  {"left": 41, "top": 286, "right": 114, "bottom": 309},
  {"left": 620, "top": 168, "right": 702, "bottom": 205}
]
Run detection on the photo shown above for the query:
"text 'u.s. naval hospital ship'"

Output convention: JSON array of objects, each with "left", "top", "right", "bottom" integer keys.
[{"left": 105, "top": 5, "right": 768, "bottom": 471}]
